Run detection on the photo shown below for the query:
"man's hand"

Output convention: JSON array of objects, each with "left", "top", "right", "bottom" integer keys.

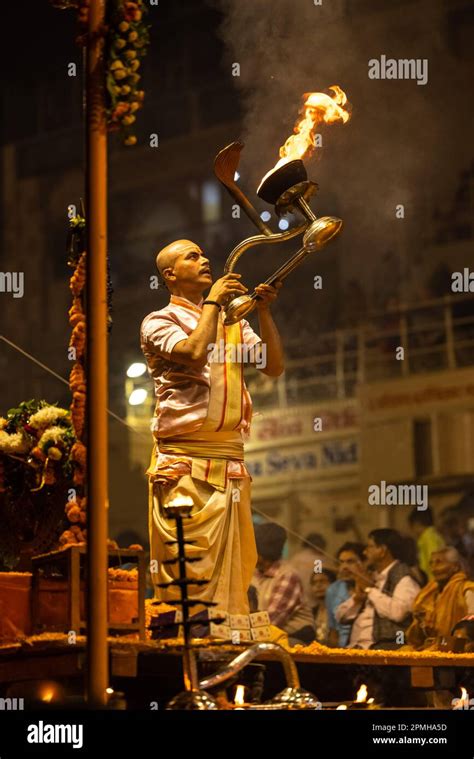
[
  {"left": 255, "top": 281, "right": 282, "bottom": 310},
  {"left": 352, "top": 570, "right": 374, "bottom": 588},
  {"left": 352, "top": 587, "right": 368, "bottom": 605},
  {"left": 207, "top": 273, "right": 248, "bottom": 306}
]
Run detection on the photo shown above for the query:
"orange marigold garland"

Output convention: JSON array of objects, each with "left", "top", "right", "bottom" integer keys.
[
  {"left": 73, "top": 0, "right": 149, "bottom": 146},
  {"left": 60, "top": 212, "right": 88, "bottom": 547}
]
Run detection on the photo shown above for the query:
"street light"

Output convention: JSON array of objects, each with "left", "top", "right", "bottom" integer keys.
[
  {"left": 128, "top": 388, "right": 148, "bottom": 406},
  {"left": 127, "top": 362, "right": 147, "bottom": 378}
]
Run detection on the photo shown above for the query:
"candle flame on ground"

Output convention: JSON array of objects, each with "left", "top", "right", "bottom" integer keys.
[
  {"left": 234, "top": 684, "right": 246, "bottom": 706},
  {"left": 258, "top": 85, "right": 351, "bottom": 189},
  {"left": 355, "top": 683, "right": 368, "bottom": 703},
  {"left": 40, "top": 687, "right": 55, "bottom": 703},
  {"left": 460, "top": 687, "right": 469, "bottom": 705}
]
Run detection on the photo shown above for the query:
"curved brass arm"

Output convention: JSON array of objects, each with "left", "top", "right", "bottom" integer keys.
[{"left": 223, "top": 223, "right": 307, "bottom": 274}]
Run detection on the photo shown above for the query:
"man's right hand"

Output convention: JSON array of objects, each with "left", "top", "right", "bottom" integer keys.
[{"left": 207, "top": 273, "right": 248, "bottom": 306}]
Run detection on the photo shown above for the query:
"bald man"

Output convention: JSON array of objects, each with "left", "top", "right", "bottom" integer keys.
[{"left": 140, "top": 239, "right": 284, "bottom": 616}]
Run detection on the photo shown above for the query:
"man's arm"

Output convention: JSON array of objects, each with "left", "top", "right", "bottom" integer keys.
[
  {"left": 366, "top": 576, "right": 420, "bottom": 623},
  {"left": 171, "top": 274, "right": 247, "bottom": 369},
  {"left": 254, "top": 282, "right": 284, "bottom": 377},
  {"left": 335, "top": 594, "right": 363, "bottom": 624}
]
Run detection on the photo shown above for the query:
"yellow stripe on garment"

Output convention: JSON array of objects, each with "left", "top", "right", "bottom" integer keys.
[
  {"left": 200, "top": 317, "right": 244, "bottom": 433},
  {"left": 217, "top": 321, "right": 244, "bottom": 432},
  {"left": 158, "top": 431, "right": 244, "bottom": 491}
]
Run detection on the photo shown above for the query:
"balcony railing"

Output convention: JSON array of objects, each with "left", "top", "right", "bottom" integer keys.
[{"left": 247, "top": 294, "right": 474, "bottom": 409}]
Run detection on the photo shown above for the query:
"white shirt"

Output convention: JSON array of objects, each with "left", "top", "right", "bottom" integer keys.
[{"left": 335, "top": 561, "right": 420, "bottom": 649}]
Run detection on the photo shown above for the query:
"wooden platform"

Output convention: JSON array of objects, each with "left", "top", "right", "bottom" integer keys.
[{"left": 0, "top": 634, "right": 472, "bottom": 707}]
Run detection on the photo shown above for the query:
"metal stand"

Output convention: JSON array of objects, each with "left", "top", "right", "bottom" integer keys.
[{"left": 158, "top": 498, "right": 218, "bottom": 710}]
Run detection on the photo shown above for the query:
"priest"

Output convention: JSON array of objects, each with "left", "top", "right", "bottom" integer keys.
[{"left": 140, "top": 239, "right": 284, "bottom": 614}]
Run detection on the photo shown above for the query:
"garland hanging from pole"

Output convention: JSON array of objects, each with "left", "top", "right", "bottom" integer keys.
[{"left": 52, "top": 0, "right": 150, "bottom": 146}]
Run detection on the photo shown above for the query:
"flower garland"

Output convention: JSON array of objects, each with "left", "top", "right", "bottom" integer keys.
[
  {"left": 75, "top": 0, "right": 150, "bottom": 146},
  {"left": 59, "top": 213, "right": 89, "bottom": 547},
  {"left": 0, "top": 401, "right": 76, "bottom": 493}
]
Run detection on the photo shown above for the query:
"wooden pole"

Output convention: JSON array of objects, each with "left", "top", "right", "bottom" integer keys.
[{"left": 85, "top": 0, "right": 109, "bottom": 708}]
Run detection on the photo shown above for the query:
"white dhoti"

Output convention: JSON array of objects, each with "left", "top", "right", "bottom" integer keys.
[{"left": 149, "top": 471, "right": 256, "bottom": 615}]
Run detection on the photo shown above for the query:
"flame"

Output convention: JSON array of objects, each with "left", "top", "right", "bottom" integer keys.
[
  {"left": 167, "top": 494, "right": 194, "bottom": 508},
  {"left": 460, "top": 687, "right": 469, "bottom": 704},
  {"left": 258, "top": 85, "right": 350, "bottom": 188},
  {"left": 40, "top": 686, "right": 56, "bottom": 703},
  {"left": 336, "top": 704, "right": 348, "bottom": 710},
  {"left": 234, "top": 684, "right": 246, "bottom": 706},
  {"left": 355, "top": 683, "right": 368, "bottom": 703}
]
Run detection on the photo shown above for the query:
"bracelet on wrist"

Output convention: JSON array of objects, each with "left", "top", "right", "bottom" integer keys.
[{"left": 203, "top": 300, "right": 222, "bottom": 311}]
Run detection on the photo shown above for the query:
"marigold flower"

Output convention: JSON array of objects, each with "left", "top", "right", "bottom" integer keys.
[{"left": 47, "top": 446, "right": 63, "bottom": 461}]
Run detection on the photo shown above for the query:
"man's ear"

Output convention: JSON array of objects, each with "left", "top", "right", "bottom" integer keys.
[{"left": 163, "top": 267, "right": 175, "bottom": 284}]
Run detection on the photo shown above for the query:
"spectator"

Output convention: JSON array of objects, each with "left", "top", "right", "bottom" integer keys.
[
  {"left": 251, "top": 523, "right": 315, "bottom": 646},
  {"left": 309, "top": 568, "right": 336, "bottom": 644},
  {"left": 288, "top": 532, "right": 330, "bottom": 605},
  {"left": 326, "top": 542, "right": 366, "bottom": 647},
  {"left": 408, "top": 506, "right": 445, "bottom": 580},
  {"left": 406, "top": 547, "right": 474, "bottom": 650},
  {"left": 335, "top": 529, "right": 420, "bottom": 650},
  {"left": 440, "top": 506, "right": 474, "bottom": 576}
]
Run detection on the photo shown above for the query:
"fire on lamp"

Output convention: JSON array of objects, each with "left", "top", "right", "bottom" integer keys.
[
  {"left": 220, "top": 86, "right": 351, "bottom": 325},
  {"left": 350, "top": 683, "right": 375, "bottom": 709},
  {"left": 233, "top": 684, "right": 247, "bottom": 710},
  {"left": 165, "top": 494, "right": 194, "bottom": 517}
]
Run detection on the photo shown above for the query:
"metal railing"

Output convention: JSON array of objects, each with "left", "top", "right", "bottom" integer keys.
[{"left": 247, "top": 294, "right": 474, "bottom": 409}]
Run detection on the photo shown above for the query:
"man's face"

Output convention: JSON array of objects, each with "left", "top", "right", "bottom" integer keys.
[
  {"left": 310, "top": 572, "right": 330, "bottom": 601},
  {"left": 364, "top": 537, "right": 385, "bottom": 570},
  {"left": 165, "top": 247, "right": 212, "bottom": 289},
  {"left": 338, "top": 550, "right": 363, "bottom": 580},
  {"left": 430, "top": 551, "right": 459, "bottom": 583}
]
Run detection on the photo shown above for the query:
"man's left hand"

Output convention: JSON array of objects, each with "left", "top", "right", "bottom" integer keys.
[{"left": 255, "top": 281, "right": 282, "bottom": 310}]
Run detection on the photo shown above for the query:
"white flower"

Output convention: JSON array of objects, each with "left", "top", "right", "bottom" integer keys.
[
  {"left": 38, "top": 426, "right": 67, "bottom": 450},
  {"left": 29, "top": 406, "right": 69, "bottom": 430},
  {"left": 0, "top": 430, "right": 30, "bottom": 454}
]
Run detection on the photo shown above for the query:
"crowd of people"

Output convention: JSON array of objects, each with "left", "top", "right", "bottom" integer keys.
[{"left": 249, "top": 501, "right": 474, "bottom": 651}]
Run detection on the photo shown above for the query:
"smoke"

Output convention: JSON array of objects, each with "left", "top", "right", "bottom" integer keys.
[{"left": 213, "top": 0, "right": 473, "bottom": 302}]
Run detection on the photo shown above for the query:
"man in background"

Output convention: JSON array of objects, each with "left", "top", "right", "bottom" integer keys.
[
  {"left": 336, "top": 529, "right": 420, "bottom": 649},
  {"left": 326, "top": 542, "right": 365, "bottom": 647},
  {"left": 251, "top": 522, "right": 315, "bottom": 645},
  {"left": 408, "top": 506, "right": 445, "bottom": 580}
]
